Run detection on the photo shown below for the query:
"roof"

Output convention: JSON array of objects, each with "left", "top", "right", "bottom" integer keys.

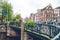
[
  {"left": 41, "top": 7, "right": 47, "bottom": 11},
  {"left": 55, "top": 7, "right": 60, "bottom": 9},
  {"left": 41, "top": 4, "right": 52, "bottom": 11}
]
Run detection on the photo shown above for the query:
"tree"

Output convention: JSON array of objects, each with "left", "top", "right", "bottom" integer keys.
[
  {"left": 15, "top": 14, "right": 21, "bottom": 19},
  {"left": 14, "top": 14, "right": 22, "bottom": 27},
  {"left": 15, "top": 14, "right": 21, "bottom": 22},
  {"left": 2, "top": 1, "right": 13, "bottom": 21},
  {"left": 25, "top": 21, "right": 35, "bottom": 29}
]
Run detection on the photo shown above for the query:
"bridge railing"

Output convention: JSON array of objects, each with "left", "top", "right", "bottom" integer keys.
[
  {"left": 25, "top": 23, "right": 60, "bottom": 38},
  {"left": 51, "top": 32, "right": 60, "bottom": 40}
]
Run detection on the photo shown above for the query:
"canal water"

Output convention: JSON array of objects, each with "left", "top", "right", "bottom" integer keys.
[
  {"left": 0, "top": 26, "right": 21, "bottom": 40},
  {"left": 0, "top": 32, "right": 6, "bottom": 40},
  {"left": 0, "top": 33, "right": 20, "bottom": 40},
  {"left": 6, "top": 26, "right": 21, "bottom": 40},
  {"left": 7, "top": 36, "right": 20, "bottom": 40}
]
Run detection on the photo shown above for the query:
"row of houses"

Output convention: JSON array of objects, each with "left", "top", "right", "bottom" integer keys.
[{"left": 24, "top": 4, "right": 60, "bottom": 23}]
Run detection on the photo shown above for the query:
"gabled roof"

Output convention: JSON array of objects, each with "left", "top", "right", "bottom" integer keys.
[{"left": 41, "top": 3, "right": 52, "bottom": 11}]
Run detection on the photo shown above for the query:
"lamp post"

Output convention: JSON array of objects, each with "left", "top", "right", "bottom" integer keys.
[{"left": 6, "top": 20, "right": 10, "bottom": 40}]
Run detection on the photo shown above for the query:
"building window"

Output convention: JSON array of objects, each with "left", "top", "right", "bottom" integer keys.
[
  {"left": 46, "top": 15, "right": 50, "bottom": 17},
  {"left": 52, "top": 15, "right": 53, "bottom": 17},
  {"left": 49, "top": 15, "right": 51, "bottom": 17},
  {"left": 47, "top": 7, "right": 48, "bottom": 9},
  {"left": 49, "top": 7, "right": 51, "bottom": 9},
  {"left": 47, "top": 11, "right": 49, "bottom": 13},
  {"left": 51, "top": 11, "right": 53, "bottom": 13},
  {"left": 45, "top": 15, "right": 46, "bottom": 17}
]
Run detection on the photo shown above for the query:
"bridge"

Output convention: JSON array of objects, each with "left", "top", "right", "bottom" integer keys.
[
  {"left": 9, "top": 22, "right": 60, "bottom": 40},
  {"left": 0, "top": 22, "right": 60, "bottom": 40},
  {"left": 24, "top": 23, "right": 60, "bottom": 40}
]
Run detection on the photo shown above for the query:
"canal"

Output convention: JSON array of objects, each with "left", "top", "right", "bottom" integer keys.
[{"left": 0, "top": 25, "right": 21, "bottom": 40}]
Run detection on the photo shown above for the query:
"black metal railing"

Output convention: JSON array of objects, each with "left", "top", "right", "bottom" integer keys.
[{"left": 25, "top": 23, "right": 60, "bottom": 38}]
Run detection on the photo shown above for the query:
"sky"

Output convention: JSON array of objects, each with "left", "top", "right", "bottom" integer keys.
[{"left": 8, "top": 0, "right": 60, "bottom": 18}]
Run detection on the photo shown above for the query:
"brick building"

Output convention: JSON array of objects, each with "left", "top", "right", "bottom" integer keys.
[
  {"left": 34, "top": 9, "right": 41, "bottom": 23},
  {"left": 25, "top": 4, "right": 60, "bottom": 23},
  {"left": 30, "top": 13, "right": 35, "bottom": 22},
  {"left": 24, "top": 17, "right": 30, "bottom": 22},
  {"left": 33, "top": 4, "right": 56, "bottom": 23},
  {"left": 39, "top": 4, "right": 55, "bottom": 22},
  {"left": 54, "top": 7, "right": 60, "bottom": 23}
]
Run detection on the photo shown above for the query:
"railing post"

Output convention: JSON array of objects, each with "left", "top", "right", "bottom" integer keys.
[
  {"left": 21, "top": 22, "right": 24, "bottom": 40},
  {"left": 24, "top": 32, "right": 28, "bottom": 40},
  {"left": 21, "top": 22, "right": 28, "bottom": 40}
]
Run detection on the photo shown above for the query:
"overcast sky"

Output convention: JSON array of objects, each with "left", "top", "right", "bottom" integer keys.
[{"left": 8, "top": 0, "right": 60, "bottom": 18}]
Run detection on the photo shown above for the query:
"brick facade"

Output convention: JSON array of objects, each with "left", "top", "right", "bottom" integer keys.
[
  {"left": 35, "top": 4, "right": 56, "bottom": 23},
  {"left": 25, "top": 4, "right": 60, "bottom": 23}
]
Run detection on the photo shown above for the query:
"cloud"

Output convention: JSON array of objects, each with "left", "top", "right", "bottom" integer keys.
[{"left": 8, "top": 0, "right": 60, "bottom": 18}]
